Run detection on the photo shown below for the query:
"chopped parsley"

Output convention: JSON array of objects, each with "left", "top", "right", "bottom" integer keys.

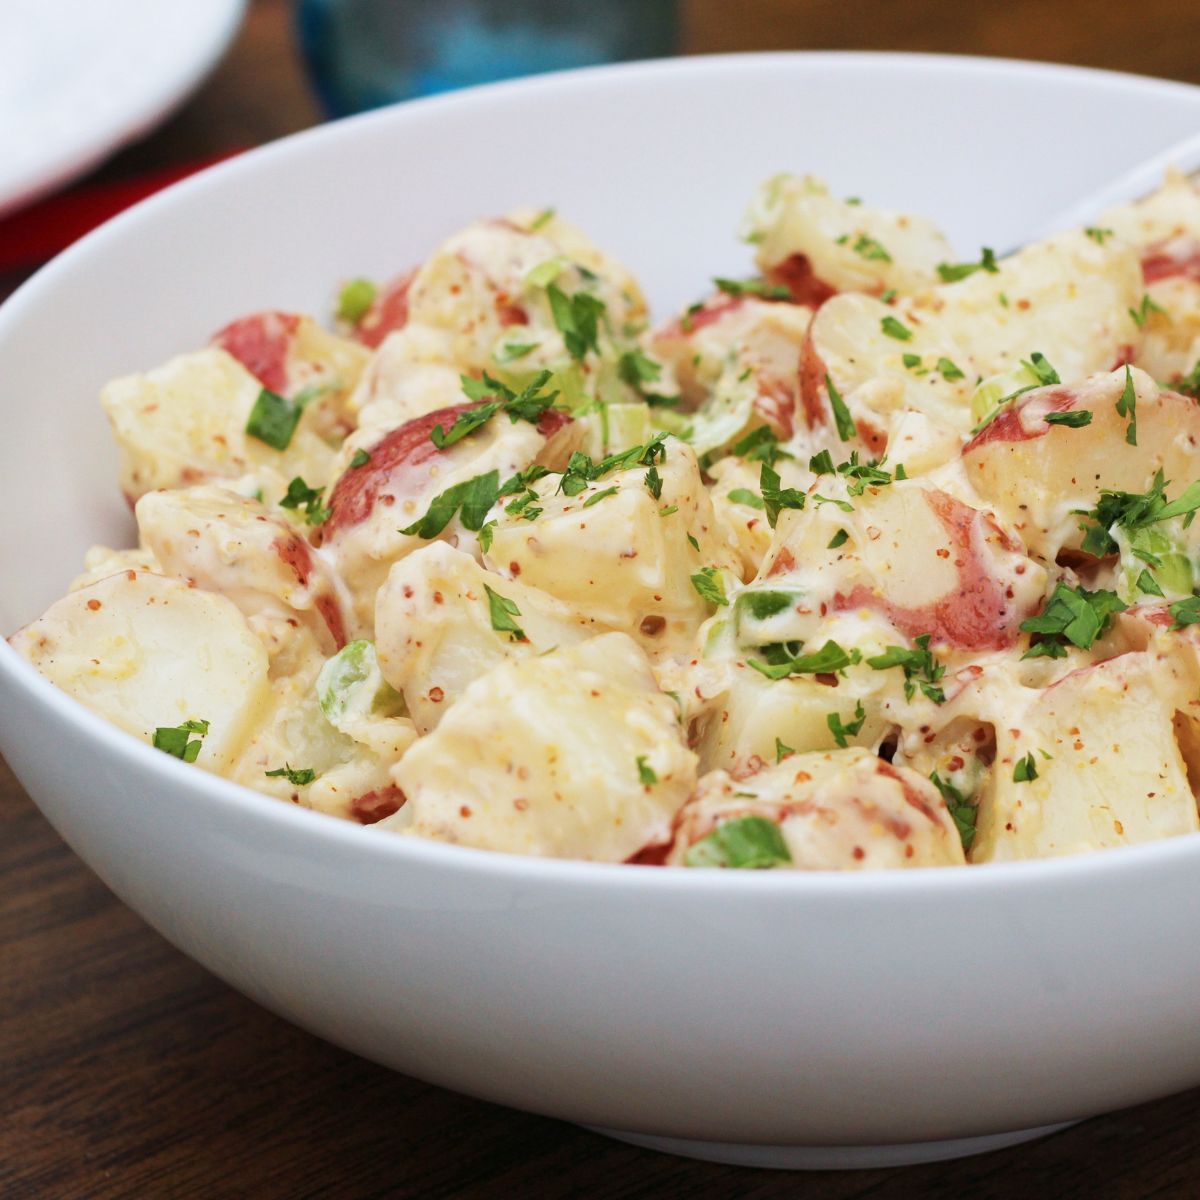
[
  {"left": 1169, "top": 596, "right": 1200, "bottom": 629},
  {"left": 867, "top": 635, "right": 946, "bottom": 703},
  {"left": 880, "top": 315, "right": 913, "bottom": 341},
  {"left": 558, "top": 433, "right": 668, "bottom": 497},
  {"left": 902, "top": 352, "right": 923, "bottom": 370},
  {"left": 748, "top": 639, "right": 861, "bottom": 680},
  {"left": 1084, "top": 226, "right": 1114, "bottom": 244},
  {"left": 582, "top": 485, "right": 619, "bottom": 508},
  {"left": 644, "top": 465, "right": 663, "bottom": 500},
  {"left": 439, "top": 370, "right": 560, "bottom": 447},
  {"left": 265, "top": 764, "right": 317, "bottom": 786},
  {"left": 852, "top": 234, "right": 891, "bottom": 262},
  {"left": 828, "top": 528, "right": 849, "bottom": 549},
  {"left": 810, "top": 449, "right": 836, "bottom": 474},
  {"left": 349, "top": 448, "right": 371, "bottom": 469},
  {"left": 826, "top": 373, "right": 856, "bottom": 441},
  {"left": 1020, "top": 583, "right": 1126, "bottom": 658},
  {"left": 737, "top": 591, "right": 795, "bottom": 620},
  {"left": 683, "top": 815, "right": 792, "bottom": 869},
  {"left": 400, "top": 470, "right": 500, "bottom": 538},
  {"left": 826, "top": 700, "right": 867, "bottom": 748},
  {"left": 1116, "top": 365, "right": 1137, "bottom": 446},
  {"left": 1176, "top": 360, "right": 1200, "bottom": 400},
  {"left": 759, "top": 462, "right": 807, "bottom": 527},
  {"left": 936, "top": 357, "right": 965, "bottom": 381},
  {"left": 1077, "top": 470, "right": 1200, "bottom": 558},
  {"left": 659, "top": 505, "right": 679, "bottom": 516},
  {"left": 727, "top": 487, "right": 764, "bottom": 510},
  {"left": 279, "top": 476, "right": 331, "bottom": 526},
  {"left": 1012, "top": 753, "right": 1038, "bottom": 784},
  {"left": 775, "top": 737, "right": 795, "bottom": 763},
  {"left": 930, "top": 772, "right": 976, "bottom": 851},
  {"left": 1044, "top": 410, "right": 1092, "bottom": 428},
  {"left": 153, "top": 719, "right": 209, "bottom": 762},
  {"left": 484, "top": 584, "right": 527, "bottom": 641},
  {"left": 337, "top": 278, "right": 377, "bottom": 325},
  {"left": 880, "top": 288, "right": 897, "bottom": 303},
  {"left": 731, "top": 425, "right": 793, "bottom": 468},
  {"left": 1129, "top": 293, "right": 1166, "bottom": 329},
  {"left": 496, "top": 339, "right": 540, "bottom": 363},
  {"left": 935, "top": 247, "right": 998, "bottom": 283},
  {"left": 546, "top": 283, "right": 606, "bottom": 360},
  {"left": 636, "top": 756, "right": 658, "bottom": 785},
  {"left": 528, "top": 206, "right": 556, "bottom": 231},
  {"left": 690, "top": 566, "right": 729, "bottom": 607},
  {"left": 713, "top": 276, "right": 792, "bottom": 301}
]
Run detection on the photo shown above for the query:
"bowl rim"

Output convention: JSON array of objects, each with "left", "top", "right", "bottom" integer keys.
[{"left": 5, "top": 48, "right": 1200, "bottom": 895}]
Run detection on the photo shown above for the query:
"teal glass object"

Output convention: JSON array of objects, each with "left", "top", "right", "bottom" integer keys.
[{"left": 297, "top": 0, "right": 680, "bottom": 117}]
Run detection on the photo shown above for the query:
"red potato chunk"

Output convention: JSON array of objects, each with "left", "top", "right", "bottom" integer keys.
[
  {"left": 353, "top": 269, "right": 417, "bottom": 349},
  {"left": 962, "top": 367, "right": 1200, "bottom": 561}
]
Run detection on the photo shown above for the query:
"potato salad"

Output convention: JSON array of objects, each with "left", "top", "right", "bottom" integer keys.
[{"left": 15, "top": 171, "right": 1200, "bottom": 870}]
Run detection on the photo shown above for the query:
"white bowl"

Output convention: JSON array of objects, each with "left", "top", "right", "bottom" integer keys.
[{"left": 3, "top": 53, "right": 1200, "bottom": 1171}]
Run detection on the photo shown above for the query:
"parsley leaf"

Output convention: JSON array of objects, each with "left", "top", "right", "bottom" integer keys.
[
  {"left": 852, "top": 234, "right": 891, "bottom": 263},
  {"left": 153, "top": 719, "right": 209, "bottom": 762},
  {"left": 636, "top": 756, "right": 658, "bottom": 786},
  {"left": 1084, "top": 227, "right": 1114, "bottom": 244},
  {"left": 713, "top": 276, "right": 792, "bottom": 301},
  {"left": 935, "top": 248, "right": 999, "bottom": 283},
  {"left": 690, "top": 566, "right": 729, "bottom": 607},
  {"left": 265, "top": 764, "right": 317, "bottom": 786},
  {"left": 1136, "top": 569, "right": 1165, "bottom": 597},
  {"left": 279, "top": 476, "right": 331, "bottom": 526},
  {"left": 1013, "top": 753, "right": 1038, "bottom": 783},
  {"left": 826, "top": 373, "right": 856, "bottom": 441},
  {"left": 1020, "top": 583, "right": 1126, "bottom": 656},
  {"left": 1076, "top": 470, "right": 1200, "bottom": 558},
  {"left": 828, "top": 528, "right": 849, "bottom": 549},
  {"left": 582, "top": 485, "right": 619, "bottom": 508},
  {"left": 775, "top": 737, "right": 795, "bottom": 763},
  {"left": 644, "top": 465, "right": 663, "bottom": 500},
  {"left": 350, "top": 448, "right": 371, "bottom": 469},
  {"left": 727, "top": 487, "right": 764, "bottom": 509},
  {"left": 547, "top": 283, "right": 606, "bottom": 360},
  {"left": 748, "top": 640, "right": 861, "bottom": 680},
  {"left": 1044, "top": 410, "right": 1092, "bottom": 428},
  {"left": 484, "top": 584, "right": 527, "bottom": 641},
  {"left": 866, "top": 634, "right": 946, "bottom": 703},
  {"left": 936, "top": 357, "right": 965, "bottom": 381},
  {"left": 1169, "top": 596, "right": 1200, "bottom": 629},
  {"left": 809, "top": 449, "right": 835, "bottom": 475},
  {"left": 731, "top": 425, "right": 793, "bottom": 468},
  {"left": 1129, "top": 293, "right": 1166, "bottom": 329},
  {"left": 759, "top": 462, "right": 807, "bottom": 528},
  {"left": 683, "top": 815, "right": 792, "bottom": 869},
  {"left": 400, "top": 470, "right": 500, "bottom": 538},
  {"left": 880, "top": 315, "right": 913, "bottom": 341},
  {"left": 1116, "top": 364, "right": 1137, "bottom": 445},
  {"left": 930, "top": 772, "right": 976, "bottom": 851},
  {"left": 827, "top": 700, "right": 867, "bottom": 748}
]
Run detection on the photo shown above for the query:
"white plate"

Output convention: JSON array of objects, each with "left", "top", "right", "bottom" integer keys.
[
  {"left": 3, "top": 54, "right": 1200, "bottom": 1170},
  {"left": 0, "top": 0, "right": 245, "bottom": 217}
]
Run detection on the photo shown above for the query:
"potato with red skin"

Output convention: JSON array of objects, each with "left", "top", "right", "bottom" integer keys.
[
  {"left": 962, "top": 367, "right": 1200, "bottom": 561},
  {"left": 136, "top": 485, "right": 353, "bottom": 659},
  {"left": 320, "top": 400, "right": 582, "bottom": 632},
  {"left": 350, "top": 270, "right": 417, "bottom": 349},
  {"left": 801, "top": 229, "right": 1141, "bottom": 447},
  {"left": 664, "top": 748, "right": 966, "bottom": 869},
  {"left": 211, "top": 310, "right": 369, "bottom": 443},
  {"left": 758, "top": 477, "right": 1046, "bottom": 653}
]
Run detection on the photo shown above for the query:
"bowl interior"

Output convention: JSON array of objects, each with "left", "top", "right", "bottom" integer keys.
[{"left": 2, "top": 52, "right": 1199, "bottom": 631}]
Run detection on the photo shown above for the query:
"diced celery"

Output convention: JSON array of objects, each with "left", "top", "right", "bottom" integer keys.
[{"left": 317, "top": 640, "right": 405, "bottom": 733}]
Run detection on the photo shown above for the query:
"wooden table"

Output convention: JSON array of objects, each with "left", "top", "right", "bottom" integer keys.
[{"left": 6, "top": 3, "right": 1200, "bottom": 1194}]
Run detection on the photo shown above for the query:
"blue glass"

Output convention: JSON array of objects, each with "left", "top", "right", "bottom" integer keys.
[{"left": 297, "top": 0, "right": 680, "bottom": 117}]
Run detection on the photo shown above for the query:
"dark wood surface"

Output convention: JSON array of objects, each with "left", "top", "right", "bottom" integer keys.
[{"left": 6, "top": 2, "right": 1200, "bottom": 1195}]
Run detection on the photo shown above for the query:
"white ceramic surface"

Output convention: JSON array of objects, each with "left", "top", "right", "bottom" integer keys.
[
  {"left": 0, "top": 0, "right": 245, "bottom": 217},
  {"left": 3, "top": 54, "right": 1200, "bottom": 1170}
]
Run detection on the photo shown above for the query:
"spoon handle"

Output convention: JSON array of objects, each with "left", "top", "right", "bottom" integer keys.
[{"left": 1009, "top": 128, "right": 1200, "bottom": 251}]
